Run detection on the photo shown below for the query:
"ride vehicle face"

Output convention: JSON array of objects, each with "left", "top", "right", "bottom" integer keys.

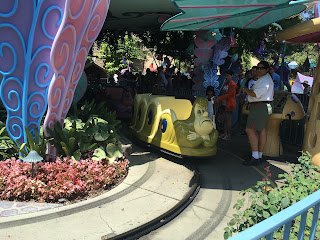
[{"left": 131, "top": 95, "right": 218, "bottom": 157}]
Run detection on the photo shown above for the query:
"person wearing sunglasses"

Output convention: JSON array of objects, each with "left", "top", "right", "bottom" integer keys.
[{"left": 241, "top": 61, "right": 274, "bottom": 166}]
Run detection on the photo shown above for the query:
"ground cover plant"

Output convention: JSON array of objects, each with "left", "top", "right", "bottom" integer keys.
[
  {"left": 224, "top": 152, "right": 320, "bottom": 239},
  {"left": 0, "top": 157, "right": 129, "bottom": 202},
  {"left": 0, "top": 100, "right": 130, "bottom": 203}
]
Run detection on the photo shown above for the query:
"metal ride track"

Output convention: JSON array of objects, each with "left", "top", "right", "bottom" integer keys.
[{"left": 108, "top": 126, "right": 233, "bottom": 240}]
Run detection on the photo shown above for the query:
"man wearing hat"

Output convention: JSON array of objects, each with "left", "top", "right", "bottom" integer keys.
[{"left": 302, "top": 81, "right": 311, "bottom": 95}]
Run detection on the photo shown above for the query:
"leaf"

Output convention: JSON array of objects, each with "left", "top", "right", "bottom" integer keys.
[
  {"left": 224, "top": 232, "right": 231, "bottom": 240},
  {"left": 106, "top": 143, "right": 123, "bottom": 159},
  {"left": 79, "top": 142, "right": 96, "bottom": 152},
  {"left": 92, "top": 148, "right": 107, "bottom": 161},
  {"left": 94, "top": 132, "right": 108, "bottom": 142},
  {"left": 25, "top": 127, "right": 36, "bottom": 151},
  {"left": 72, "top": 149, "right": 81, "bottom": 161},
  {"left": 263, "top": 211, "right": 270, "bottom": 219},
  {"left": 68, "top": 137, "right": 76, "bottom": 154},
  {"left": 270, "top": 205, "right": 278, "bottom": 215},
  {"left": 229, "top": 218, "right": 236, "bottom": 226},
  {"left": 0, "top": 127, "right": 5, "bottom": 136},
  {"left": 60, "top": 142, "right": 70, "bottom": 157}
]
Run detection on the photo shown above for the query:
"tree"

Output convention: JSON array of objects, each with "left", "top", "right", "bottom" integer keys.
[{"left": 97, "top": 34, "right": 147, "bottom": 75}]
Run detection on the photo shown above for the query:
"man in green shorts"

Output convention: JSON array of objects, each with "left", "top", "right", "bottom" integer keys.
[{"left": 242, "top": 61, "right": 274, "bottom": 166}]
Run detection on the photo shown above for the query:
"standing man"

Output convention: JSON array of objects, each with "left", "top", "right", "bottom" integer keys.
[
  {"left": 269, "top": 65, "right": 280, "bottom": 90},
  {"left": 242, "top": 61, "right": 274, "bottom": 166}
]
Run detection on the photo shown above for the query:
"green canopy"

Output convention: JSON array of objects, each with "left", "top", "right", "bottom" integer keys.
[
  {"left": 104, "top": 0, "right": 179, "bottom": 31},
  {"left": 161, "top": 0, "right": 311, "bottom": 31}
]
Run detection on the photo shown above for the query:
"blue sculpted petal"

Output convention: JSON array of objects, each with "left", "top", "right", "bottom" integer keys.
[{"left": 0, "top": 1, "right": 65, "bottom": 144}]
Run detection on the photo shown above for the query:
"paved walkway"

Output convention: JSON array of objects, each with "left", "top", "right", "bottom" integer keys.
[
  {"left": 0, "top": 201, "right": 60, "bottom": 217},
  {"left": 0, "top": 128, "right": 300, "bottom": 240}
]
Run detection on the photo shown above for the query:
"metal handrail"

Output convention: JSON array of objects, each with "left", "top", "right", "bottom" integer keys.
[{"left": 229, "top": 189, "right": 320, "bottom": 240}]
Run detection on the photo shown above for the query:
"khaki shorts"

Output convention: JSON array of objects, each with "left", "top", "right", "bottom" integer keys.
[{"left": 246, "top": 102, "right": 272, "bottom": 131}]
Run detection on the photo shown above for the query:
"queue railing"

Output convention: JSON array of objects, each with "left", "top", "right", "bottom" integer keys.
[{"left": 229, "top": 189, "right": 320, "bottom": 240}]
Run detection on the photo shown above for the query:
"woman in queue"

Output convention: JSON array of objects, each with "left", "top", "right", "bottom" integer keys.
[{"left": 214, "top": 69, "right": 237, "bottom": 140}]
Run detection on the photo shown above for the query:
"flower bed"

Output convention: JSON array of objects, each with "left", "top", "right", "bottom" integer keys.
[{"left": 0, "top": 157, "right": 129, "bottom": 203}]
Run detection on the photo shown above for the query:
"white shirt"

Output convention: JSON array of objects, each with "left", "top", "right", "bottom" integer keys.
[
  {"left": 248, "top": 73, "right": 274, "bottom": 102},
  {"left": 248, "top": 79, "right": 256, "bottom": 89},
  {"left": 207, "top": 97, "right": 214, "bottom": 121},
  {"left": 245, "top": 79, "right": 256, "bottom": 101}
]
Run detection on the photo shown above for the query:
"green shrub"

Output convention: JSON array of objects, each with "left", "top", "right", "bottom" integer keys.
[
  {"left": 68, "top": 99, "right": 121, "bottom": 131},
  {"left": 0, "top": 122, "right": 17, "bottom": 160},
  {"left": 13, "top": 127, "right": 51, "bottom": 159},
  {"left": 224, "top": 152, "right": 320, "bottom": 239},
  {"left": 46, "top": 116, "right": 123, "bottom": 161}
]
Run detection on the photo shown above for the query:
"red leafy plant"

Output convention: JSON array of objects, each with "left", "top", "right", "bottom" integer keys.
[{"left": 0, "top": 157, "right": 129, "bottom": 203}]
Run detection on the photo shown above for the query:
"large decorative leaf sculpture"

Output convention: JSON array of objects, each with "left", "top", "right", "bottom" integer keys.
[
  {"left": 72, "top": 71, "right": 88, "bottom": 104},
  {"left": 44, "top": 0, "right": 110, "bottom": 146},
  {"left": 192, "top": 31, "right": 216, "bottom": 94},
  {"left": 0, "top": 0, "right": 65, "bottom": 144},
  {"left": 203, "top": 62, "right": 219, "bottom": 96},
  {"left": 161, "top": 0, "right": 308, "bottom": 31}
]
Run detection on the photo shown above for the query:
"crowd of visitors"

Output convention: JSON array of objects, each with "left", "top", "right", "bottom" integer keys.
[
  {"left": 206, "top": 60, "right": 309, "bottom": 166},
  {"left": 85, "top": 58, "right": 313, "bottom": 165},
  {"left": 96, "top": 66, "right": 194, "bottom": 95},
  {"left": 139, "top": 67, "right": 193, "bottom": 93}
]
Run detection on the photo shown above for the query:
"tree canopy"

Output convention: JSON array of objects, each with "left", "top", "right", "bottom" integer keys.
[{"left": 92, "top": 14, "right": 318, "bottom": 75}]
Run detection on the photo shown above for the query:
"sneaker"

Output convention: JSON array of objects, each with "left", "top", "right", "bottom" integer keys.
[
  {"left": 219, "top": 133, "right": 227, "bottom": 139},
  {"left": 222, "top": 134, "right": 231, "bottom": 140},
  {"left": 243, "top": 156, "right": 259, "bottom": 166},
  {"left": 236, "top": 131, "right": 247, "bottom": 136}
]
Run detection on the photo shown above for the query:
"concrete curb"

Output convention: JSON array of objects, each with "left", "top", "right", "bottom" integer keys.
[
  {"left": 105, "top": 160, "right": 200, "bottom": 240},
  {"left": 0, "top": 159, "right": 156, "bottom": 229}
]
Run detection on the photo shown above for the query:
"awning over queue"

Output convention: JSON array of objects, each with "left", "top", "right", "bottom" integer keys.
[
  {"left": 161, "top": 0, "right": 311, "bottom": 31},
  {"left": 104, "top": 0, "right": 179, "bottom": 31}
]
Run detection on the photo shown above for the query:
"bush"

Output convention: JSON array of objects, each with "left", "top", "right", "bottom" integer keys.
[
  {"left": 0, "top": 122, "right": 17, "bottom": 160},
  {"left": 224, "top": 151, "right": 320, "bottom": 239},
  {"left": 0, "top": 157, "right": 129, "bottom": 202}
]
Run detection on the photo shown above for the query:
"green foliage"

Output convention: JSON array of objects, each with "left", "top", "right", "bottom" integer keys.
[
  {"left": 231, "top": 15, "right": 318, "bottom": 74},
  {"left": 92, "top": 143, "right": 123, "bottom": 163},
  {"left": 284, "top": 43, "right": 318, "bottom": 76},
  {"left": 98, "top": 34, "right": 146, "bottom": 75},
  {"left": 47, "top": 115, "right": 122, "bottom": 161},
  {"left": 45, "top": 99, "right": 123, "bottom": 160},
  {"left": 68, "top": 99, "right": 121, "bottom": 132},
  {"left": 224, "top": 152, "right": 320, "bottom": 239},
  {"left": 0, "top": 122, "right": 17, "bottom": 160},
  {"left": 46, "top": 121, "right": 84, "bottom": 160},
  {"left": 11, "top": 127, "right": 50, "bottom": 159},
  {"left": 135, "top": 31, "right": 194, "bottom": 55},
  {"left": 240, "top": 50, "right": 252, "bottom": 71},
  {"left": 0, "top": 100, "right": 6, "bottom": 123}
]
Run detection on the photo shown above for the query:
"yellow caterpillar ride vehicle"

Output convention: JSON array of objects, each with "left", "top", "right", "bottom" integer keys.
[{"left": 131, "top": 94, "right": 218, "bottom": 157}]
